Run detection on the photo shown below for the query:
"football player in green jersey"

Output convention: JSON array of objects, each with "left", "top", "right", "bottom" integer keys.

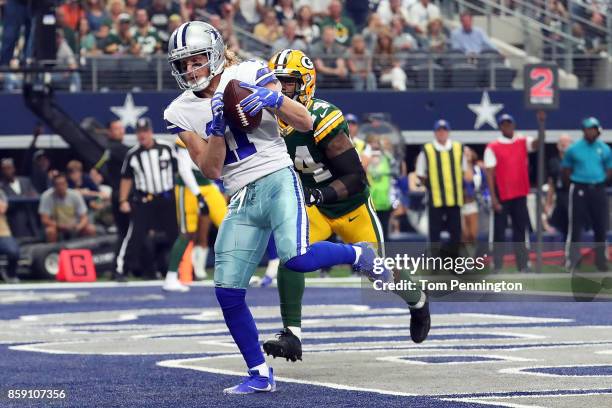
[{"left": 263, "top": 49, "right": 430, "bottom": 362}]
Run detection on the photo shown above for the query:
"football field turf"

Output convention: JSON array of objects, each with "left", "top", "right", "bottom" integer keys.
[{"left": 1, "top": 280, "right": 611, "bottom": 408}]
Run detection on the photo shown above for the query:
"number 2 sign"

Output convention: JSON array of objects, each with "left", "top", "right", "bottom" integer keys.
[{"left": 524, "top": 63, "right": 559, "bottom": 110}]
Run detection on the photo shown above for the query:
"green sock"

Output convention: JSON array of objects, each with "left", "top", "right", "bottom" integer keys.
[
  {"left": 277, "top": 265, "right": 305, "bottom": 328},
  {"left": 394, "top": 268, "right": 423, "bottom": 305},
  {"left": 168, "top": 235, "right": 190, "bottom": 273}
]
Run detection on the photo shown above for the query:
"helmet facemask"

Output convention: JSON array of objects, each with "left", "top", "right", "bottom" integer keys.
[
  {"left": 171, "top": 49, "right": 220, "bottom": 92},
  {"left": 276, "top": 73, "right": 306, "bottom": 105}
]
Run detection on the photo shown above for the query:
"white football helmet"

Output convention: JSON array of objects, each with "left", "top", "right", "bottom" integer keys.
[{"left": 168, "top": 21, "right": 225, "bottom": 92}]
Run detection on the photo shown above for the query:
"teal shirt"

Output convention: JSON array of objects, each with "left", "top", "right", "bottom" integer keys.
[{"left": 561, "top": 139, "right": 612, "bottom": 183}]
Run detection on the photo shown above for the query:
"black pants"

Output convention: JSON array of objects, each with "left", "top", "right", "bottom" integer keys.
[
  {"left": 567, "top": 183, "right": 608, "bottom": 270},
  {"left": 428, "top": 206, "right": 461, "bottom": 260},
  {"left": 116, "top": 193, "right": 178, "bottom": 277},
  {"left": 492, "top": 196, "right": 530, "bottom": 271}
]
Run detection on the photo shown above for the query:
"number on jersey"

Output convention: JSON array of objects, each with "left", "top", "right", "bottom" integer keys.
[{"left": 294, "top": 145, "right": 332, "bottom": 183}]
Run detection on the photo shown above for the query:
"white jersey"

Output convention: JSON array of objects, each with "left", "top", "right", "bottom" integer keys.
[{"left": 164, "top": 59, "right": 292, "bottom": 195}]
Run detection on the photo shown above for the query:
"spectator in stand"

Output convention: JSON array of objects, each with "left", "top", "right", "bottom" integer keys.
[
  {"left": 186, "top": 0, "right": 218, "bottom": 22},
  {"left": 88, "top": 168, "right": 114, "bottom": 228},
  {"left": 346, "top": 34, "right": 376, "bottom": 91},
  {"left": 391, "top": 16, "right": 419, "bottom": 52},
  {"left": 0, "top": 189, "right": 20, "bottom": 284},
  {"left": 104, "top": 13, "right": 139, "bottom": 55},
  {"left": 373, "top": 28, "right": 407, "bottom": 91},
  {"left": 162, "top": 14, "right": 183, "bottom": 52},
  {"left": 39, "top": 173, "right": 96, "bottom": 243},
  {"left": 56, "top": 6, "right": 78, "bottom": 53},
  {"left": 319, "top": 0, "right": 356, "bottom": 47},
  {"left": 30, "top": 150, "right": 53, "bottom": 194},
  {"left": 148, "top": 0, "right": 181, "bottom": 45},
  {"left": 296, "top": 0, "right": 332, "bottom": 19},
  {"left": 1, "top": 158, "right": 39, "bottom": 238},
  {"left": 95, "top": 21, "right": 113, "bottom": 53},
  {"left": 346, "top": 113, "right": 366, "bottom": 153},
  {"left": 310, "top": 25, "right": 349, "bottom": 88},
  {"left": 343, "top": 0, "right": 370, "bottom": 31},
  {"left": 209, "top": 8, "right": 240, "bottom": 52},
  {"left": 236, "top": 0, "right": 265, "bottom": 29},
  {"left": 451, "top": 11, "right": 497, "bottom": 55},
  {"left": 131, "top": 8, "right": 161, "bottom": 55},
  {"left": 275, "top": 0, "right": 295, "bottom": 25},
  {"left": 59, "top": 0, "right": 85, "bottom": 31},
  {"left": 79, "top": 17, "right": 98, "bottom": 56},
  {"left": 52, "top": 30, "right": 82, "bottom": 92},
  {"left": 125, "top": 0, "right": 139, "bottom": 16},
  {"left": 86, "top": 0, "right": 111, "bottom": 33},
  {"left": 363, "top": 13, "right": 384, "bottom": 51},
  {"left": 426, "top": 17, "right": 448, "bottom": 53},
  {"left": 0, "top": 0, "right": 33, "bottom": 66},
  {"left": 107, "top": 0, "right": 126, "bottom": 26},
  {"left": 272, "top": 20, "right": 308, "bottom": 53},
  {"left": 376, "top": 0, "right": 412, "bottom": 26},
  {"left": 296, "top": 5, "right": 320, "bottom": 45},
  {"left": 407, "top": 0, "right": 440, "bottom": 39},
  {"left": 254, "top": 8, "right": 283, "bottom": 44},
  {"left": 66, "top": 160, "right": 101, "bottom": 201}
]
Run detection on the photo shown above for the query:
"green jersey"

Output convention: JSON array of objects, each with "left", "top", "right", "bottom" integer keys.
[{"left": 281, "top": 98, "right": 369, "bottom": 218}]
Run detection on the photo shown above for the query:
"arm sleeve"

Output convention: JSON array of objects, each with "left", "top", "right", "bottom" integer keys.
[
  {"left": 483, "top": 146, "right": 497, "bottom": 168},
  {"left": 326, "top": 148, "right": 368, "bottom": 197},
  {"left": 164, "top": 104, "right": 192, "bottom": 136},
  {"left": 176, "top": 147, "right": 202, "bottom": 196}
]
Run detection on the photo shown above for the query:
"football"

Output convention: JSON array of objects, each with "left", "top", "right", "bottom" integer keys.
[{"left": 223, "top": 79, "right": 262, "bottom": 133}]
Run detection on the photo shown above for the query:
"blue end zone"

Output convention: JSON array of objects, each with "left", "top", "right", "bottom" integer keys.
[{"left": 0, "top": 285, "right": 611, "bottom": 407}]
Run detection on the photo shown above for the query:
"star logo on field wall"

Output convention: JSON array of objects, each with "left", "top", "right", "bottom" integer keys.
[
  {"left": 110, "top": 93, "right": 149, "bottom": 130},
  {"left": 468, "top": 91, "right": 504, "bottom": 130}
]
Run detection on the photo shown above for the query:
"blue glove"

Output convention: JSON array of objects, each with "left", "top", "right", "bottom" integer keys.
[
  {"left": 209, "top": 92, "right": 226, "bottom": 137},
  {"left": 239, "top": 82, "right": 284, "bottom": 116}
]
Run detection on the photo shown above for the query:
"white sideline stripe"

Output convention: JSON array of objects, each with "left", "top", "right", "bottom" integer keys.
[
  {"left": 377, "top": 354, "right": 537, "bottom": 366},
  {"left": 441, "top": 398, "right": 544, "bottom": 408},
  {"left": 499, "top": 363, "right": 612, "bottom": 378},
  {"left": 443, "top": 389, "right": 612, "bottom": 408},
  {"left": 157, "top": 354, "right": 418, "bottom": 397}
]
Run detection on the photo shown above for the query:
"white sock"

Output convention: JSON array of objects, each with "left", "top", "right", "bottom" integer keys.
[
  {"left": 411, "top": 291, "right": 427, "bottom": 309},
  {"left": 352, "top": 245, "right": 363, "bottom": 265},
  {"left": 287, "top": 326, "right": 302, "bottom": 340},
  {"left": 165, "top": 271, "right": 178, "bottom": 284},
  {"left": 251, "top": 362, "right": 269, "bottom": 377},
  {"left": 191, "top": 245, "right": 208, "bottom": 279},
  {"left": 265, "top": 258, "right": 280, "bottom": 279}
]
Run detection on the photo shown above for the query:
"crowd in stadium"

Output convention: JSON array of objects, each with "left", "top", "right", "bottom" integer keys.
[{"left": 1, "top": 0, "right": 610, "bottom": 91}]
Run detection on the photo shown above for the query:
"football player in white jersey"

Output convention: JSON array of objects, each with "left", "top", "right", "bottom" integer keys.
[{"left": 164, "top": 21, "right": 390, "bottom": 395}]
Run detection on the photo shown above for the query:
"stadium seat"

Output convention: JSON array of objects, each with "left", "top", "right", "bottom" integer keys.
[
  {"left": 409, "top": 63, "right": 444, "bottom": 89},
  {"left": 449, "top": 63, "right": 480, "bottom": 89}
]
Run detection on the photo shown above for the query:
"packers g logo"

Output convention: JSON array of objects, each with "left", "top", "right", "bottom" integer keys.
[{"left": 301, "top": 56, "right": 314, "bottom": 70}]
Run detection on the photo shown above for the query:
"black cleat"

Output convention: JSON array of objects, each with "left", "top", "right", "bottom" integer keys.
[
  {"left": 263, "top": 328, "right": 302, "bottom": 362},
  {"left": 409, "top": 300, "right": 431, "bottom": 343}
]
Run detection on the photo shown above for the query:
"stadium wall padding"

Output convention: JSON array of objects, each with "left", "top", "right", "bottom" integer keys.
[{"left": 0, "top": 90, "right": 611, "bottom": 137}]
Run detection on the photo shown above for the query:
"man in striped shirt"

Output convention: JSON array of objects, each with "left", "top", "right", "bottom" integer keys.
[{"left": 115, "top": 117, "right": 181, "bottom": 285}]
